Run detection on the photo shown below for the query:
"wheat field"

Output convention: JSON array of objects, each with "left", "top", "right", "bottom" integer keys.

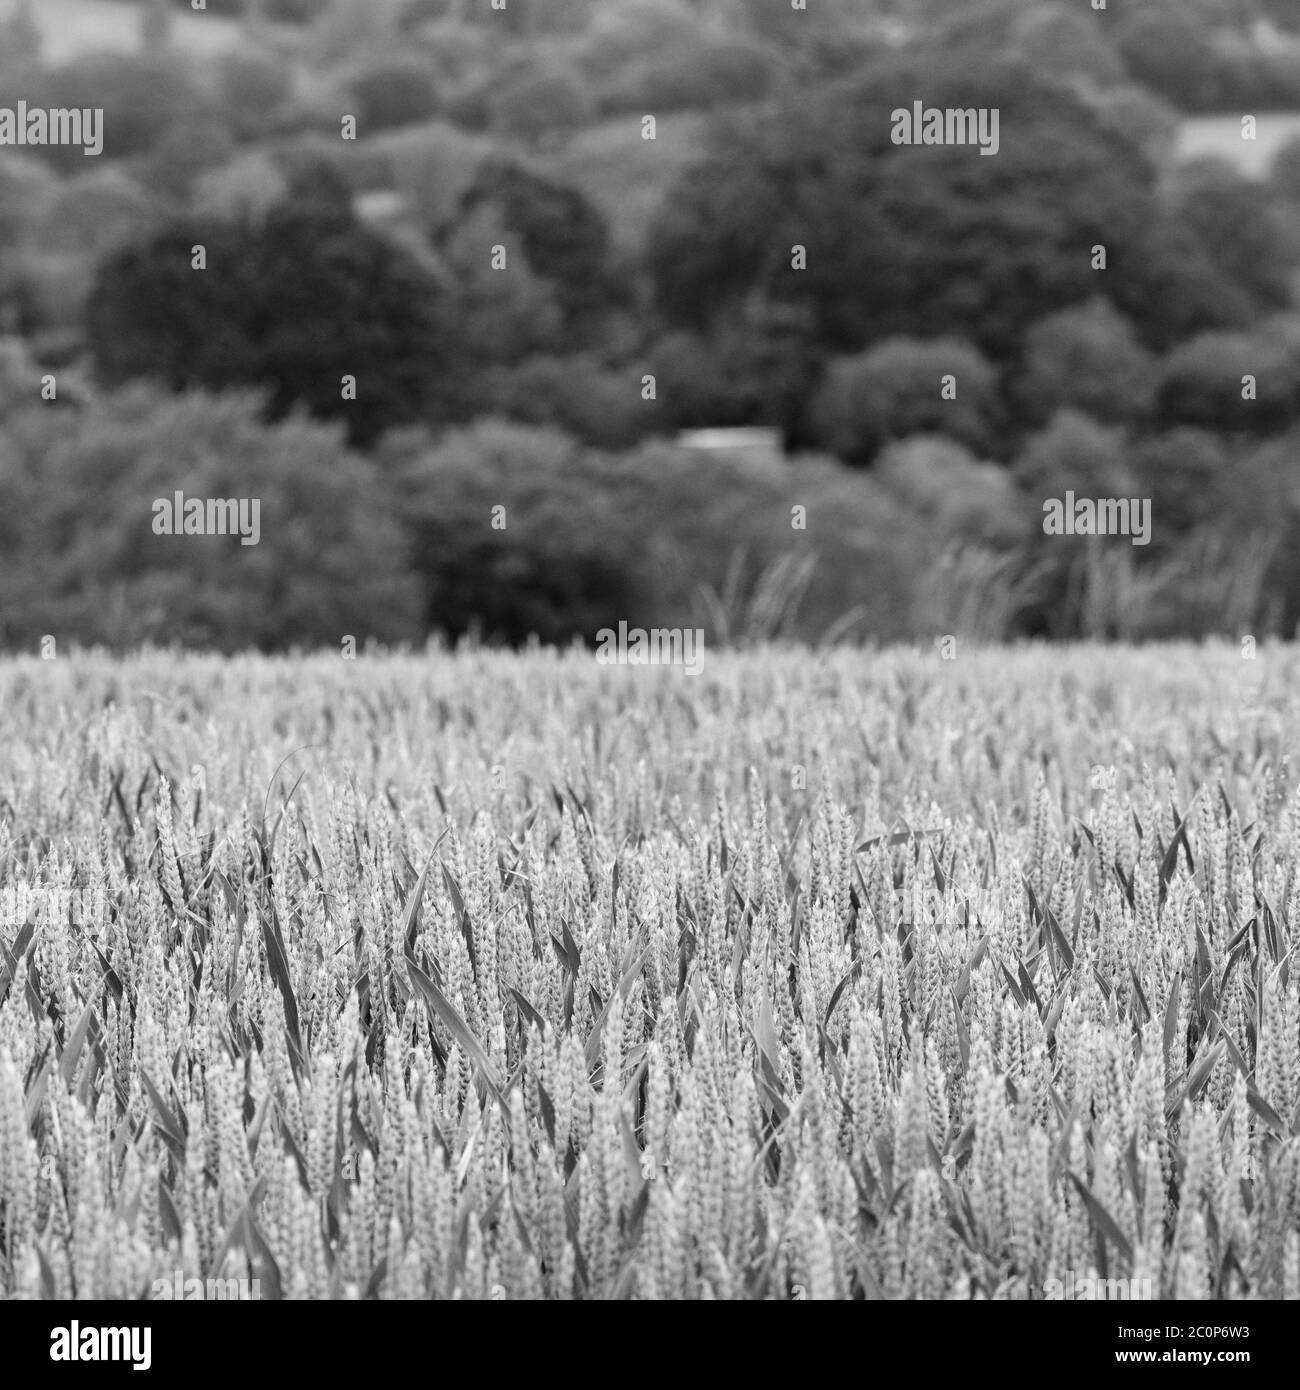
[{"left": 1, "top": 643, "right": 1298, "bottom": 1300}]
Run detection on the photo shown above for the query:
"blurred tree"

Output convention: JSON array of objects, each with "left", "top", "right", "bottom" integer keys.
[
  {"left": 471, "top": 353, "right": 656, "bottom": 449},
  {"left": 647, "top": 54, "right": 1242, "bottom": 361},
  {"left": 1235, "top": 425, "right": 1300, "bottom": 630},
  {"left": 0, "top": 334, "right": 41, "bottom": 423},
  {"left": 401, "top": 21, "right": 495, "bottom": 100},
  {"left": 586, "top": 0, "right": 709, "bottom": 66},
  {"left": 451, "top": 160, "right": 613, "bottom": 327},
  {"left": 1259, "top": 0, "right": 1300, "bottom": 31},
  {"left": 1169, "top": 161, "right": 1300, "bottom": 314},
  {"left": 1114, "top": 5, "right": 1237, "bottom": 109},
  {"left": 390, "top": 417, "right": 925, "bottom": 646},
  {"left": 1129, "top": 427, "right": 1232, "bottom": 546},
  {"left": 1012, "top": 409, "right": 1135, "bottom": 501},
  {"left": 874, "top": 435, "right": 1029, "bottom": 550},
  {"left": 730, "top": 0, "right": 867, "bottom": 48},
  {"left": 915, "top": 0, "right": 1050, "bottom": 49},
  {"left": 347, "top": 57, "right": 441, "bottom": 133},
  {"left": 86, "top": 173, "right": 447, "bottom": 446},
  {"left": 0, "top": 157, "right": 58, "bottom": 315},
  {"left": 1006, "top": 5, "right": 1126, "bottom": 87},
  {"left": 1273, "top": 136, "right": 1300, "bottom": 204},
  {"left": 648, "top": 299, "right": 820, "bottom": 440},
  {"left": 214, "top": 50, "right": 296, "bottom": 140},
  {"left": 1075, "top": 82, "right": 1180, "bottom": 170},
  {"left": 310, "top": 0, "right": 402, "bottom": 63},
  {"left": 393, "top": 421, "right": 644, "bottom": 643},
  {"left": 13, "top": 251, "right": 96, "bottom": 362},
  {"left": 1012, "top": 409, "right": 1143, "bottom": 639},
  {"left": 135, "top": 114, "right": 239, "bottom": 204},
  {"left": 485, "top": 62, "right": 596, "bottom": 144},
  {"left": 434, "top": 203, "right": 565, "bottom": 370},
  {"left": 594, "top": 36, "right": 774, "bottom": 114},
  {"left": 1111, "top": 206, "right": 1260, "bottom": 349},
  {"left": 807, "top": 337, "right": 998, "bottom": 465},
  {"left": 1156, "top": 323, "right": 1300, "bottom": 433},
  {"left": 0, "top": 385, "right": 422, "bottom": 650},
  {"left": 3, "top": 55, "right": 199, "bottom": 171},
  {"left": 1015, "top": 299, "right": 1156, "bottom": 427},
  {"left": 192, "top": 153, "right": 290, "bottom": 227},
  {"left": 41, "top": 168, "right": 159, "bottom": 259}
]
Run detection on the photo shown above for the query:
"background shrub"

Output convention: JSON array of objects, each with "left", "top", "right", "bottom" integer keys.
[{"left": 0, "top": 385, "right": 422, "bottom": 651}]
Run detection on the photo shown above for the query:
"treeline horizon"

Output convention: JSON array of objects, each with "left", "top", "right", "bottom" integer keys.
[{"left": 2, "top": 0, "right": 1300, "bottom": 648}]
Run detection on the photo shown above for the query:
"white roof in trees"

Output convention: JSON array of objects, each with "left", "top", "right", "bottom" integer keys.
[{"left": 676, "top": 428, "right": 782, "bottom": 452}]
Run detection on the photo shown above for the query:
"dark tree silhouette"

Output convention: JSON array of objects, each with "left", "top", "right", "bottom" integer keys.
[
  {"left": 647, "top": 55, "right": 1275, "bottom": 361},
  {"left": 86, "top": 171, "right": 447, "bottom": 446}
]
